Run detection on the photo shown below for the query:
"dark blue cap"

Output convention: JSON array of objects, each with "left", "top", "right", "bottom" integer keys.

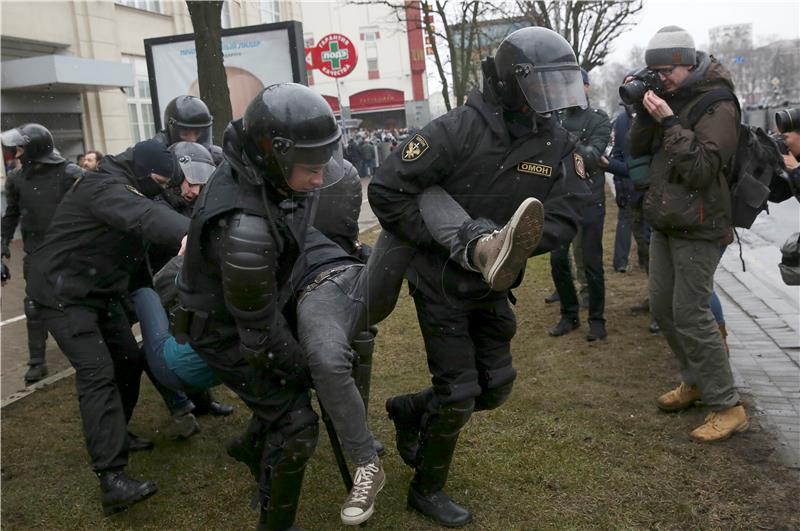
[{"left": 132, "top": 139, "right": 179, "bottom": 184}]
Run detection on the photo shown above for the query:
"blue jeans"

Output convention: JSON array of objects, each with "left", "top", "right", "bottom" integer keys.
[{"left": 131, "top": 288, "right": 192, "bottom": 415}]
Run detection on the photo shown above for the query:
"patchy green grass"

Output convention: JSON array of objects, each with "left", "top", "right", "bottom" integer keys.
[{"left": 2, "top": 208, "right": 799, "bottom": 530}]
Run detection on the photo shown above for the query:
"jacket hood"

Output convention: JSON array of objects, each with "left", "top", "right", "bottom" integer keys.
[{"left": 99, "top": 149, "right": 137, "bottom": 185}]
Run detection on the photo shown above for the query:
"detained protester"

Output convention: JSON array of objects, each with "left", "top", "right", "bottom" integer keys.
[
  {"left": 176, "top": 83, "right": 347, "bottom": 531},
  {"left": 23, "top": 139, "right": 190, "bottom": 514},
  {"left": 127, "top": 141, "right": 227, "bottom": 439},
  {"left": 369, "top": 27, "right": 590, "bottom": 526},
  {"left": 627, "top": 26, "right": 748, "bottom": 442},
  {"left": 1, "top": 124, "right": 82, "bottom": 383}
]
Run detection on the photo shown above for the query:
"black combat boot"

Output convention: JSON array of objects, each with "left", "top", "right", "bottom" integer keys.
[
  {"left": 24, "top": 363, "right": 48, "bottom": 384},
  {"left": 385, "top": 390, "right": 432, "bottom": 467},
  {"left": 98, "top": 470, "right": 157, "bottom": 516},
  {"left": 189, "top": 389, "right": 234, "bottom": 416},
  {"left": 407, "top": 399, "right": 474, "bottom": 528},
  {"left": 548, "top": 316, "right": 580, "bottom": 337}
]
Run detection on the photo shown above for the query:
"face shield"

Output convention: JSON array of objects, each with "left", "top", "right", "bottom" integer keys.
[
  {"left": 514, "top": 63, "right": 587, "bottom": 113},
  {"left": 176, "top": 153, "right": 216, "bottom": 186},
  {"left": 168, "top": 123, "right": 212, "bottom": 147},
  {"left": 261, "top": 132, "right": 345, "bottom": 193}
]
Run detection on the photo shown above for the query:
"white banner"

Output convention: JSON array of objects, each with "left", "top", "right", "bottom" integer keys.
[{"left": 148, "top": 28, "right": 294, "bottom": 123}]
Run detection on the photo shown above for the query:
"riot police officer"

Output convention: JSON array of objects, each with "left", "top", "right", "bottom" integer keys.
[
  {"left": 369, "top": 27, "right": 590, "bottom": 527},
  {"left": 24, "top": 139, "right": 190, "bottom": 516},
  {"left": 177, "top": 83, "right": 344, "bottom": 531},
  {"left": 548, "top": 69, "right": 612, "bottom": 341},
  {"left": 153, "top": 95, "right": 224, "bottom": 164},
  {"left": 1, "top": 123, "right": 82, "bottom": 383}
]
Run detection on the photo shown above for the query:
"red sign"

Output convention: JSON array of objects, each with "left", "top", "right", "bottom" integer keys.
[
  {"left": 349, "top": 89, "right": 405, "bottom": 113},
  {"left": 306, "top": 33, "right": 357, "bottom": 78}
]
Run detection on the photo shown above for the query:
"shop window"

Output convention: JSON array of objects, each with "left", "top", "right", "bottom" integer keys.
[
  {"left": 260, "top": 0, "right": 280, "bottom": 23},
  {"left": 366, "top": 46, "right": 379, "bottom": 79},
  {"left": 305, "top": 34, "right": 315, "bottom": 86},
  {"left": 116, "top": 0, "right": 163, "bottom": 14}
]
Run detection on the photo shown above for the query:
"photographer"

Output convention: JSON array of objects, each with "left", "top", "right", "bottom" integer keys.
[
  {"left": 627, "top": 26, "right": 747, "bottom": 443},
  {"left": 770, "top": 107, "right": 800, "bottom": 202}
]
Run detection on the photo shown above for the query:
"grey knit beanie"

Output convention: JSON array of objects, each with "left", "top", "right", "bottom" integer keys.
[{"left": 645, "top": 26, "right": 696, "bottom": 67}]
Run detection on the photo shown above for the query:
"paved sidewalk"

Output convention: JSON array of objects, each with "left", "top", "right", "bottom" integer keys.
[{"left": 715, "top": 203, "right": 800, "bottom": 468}]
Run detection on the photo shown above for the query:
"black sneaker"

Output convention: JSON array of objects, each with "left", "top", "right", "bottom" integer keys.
[
  {"left": 548, "top": 317, "right": 580, "bottom": 337},
  {"left": 99, "top": 471, "right": 157, "bottom": 516},
  {"left": 586, "top": 321, "right": 608, "bottom": 342},
  {"left": 24, "top": 364, "right": 48, "bottom": 384},
  {"left": 544, "top": 290, "right": 560, "bottom": 304},
  {"left": 127, "top": 432, "right": 154, "bottom": 452}
]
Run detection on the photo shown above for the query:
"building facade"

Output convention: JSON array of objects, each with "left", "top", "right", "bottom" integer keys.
[{"left": 1, "top": 0, "right": 430, "bottom": 161}]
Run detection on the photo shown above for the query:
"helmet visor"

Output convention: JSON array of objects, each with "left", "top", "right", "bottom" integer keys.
[
  {"left": 176, "top": 154, "right": 216, "bottom": 185},
  {"left": 1, "top": 128, "right": 25, "bottom": 148},
  {"left": 275, "top": 139, "right": 345, "bottom": 193},
  {"left": 516, "top": 64, "right": 587, "bottom": 113},
  {"left": 169, "top": 124, "right": 212, "bottom": 146}
]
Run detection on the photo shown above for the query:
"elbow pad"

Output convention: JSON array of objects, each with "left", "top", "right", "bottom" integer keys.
[{"left": 221, "top": 212, "right": 279, "bottom": 323}]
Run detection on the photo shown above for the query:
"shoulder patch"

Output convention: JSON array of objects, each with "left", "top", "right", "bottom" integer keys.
[
  {"left": 125, "top": 184, "right": 145, "bottom": 198},
  {"left": 573, "top": 153, "right": 586, "bottom": 179},
  {"left": 517, "top": 161, "right": 553, "bottom": 177},
  {"left": 402, "top": 134, "right": 430, "bottom": 162}
]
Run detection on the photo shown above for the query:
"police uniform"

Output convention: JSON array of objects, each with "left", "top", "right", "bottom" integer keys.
[
  {"left": 550, "top": 105, "right": 611, "bottom": 334},
  {"left": 177, "top": 119, "right": 319, "bottom": 530},
  {"left": 1, "top": 158, "right": 81, "bottom": 372},
  {"left": 369, "top": 85, "right": 589, "bottom": 515},
  {"left": 25, "top": 150, "right": 189, "bottom": 475}
]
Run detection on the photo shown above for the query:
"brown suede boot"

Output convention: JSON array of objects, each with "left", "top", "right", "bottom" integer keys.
[
  {"left": 719, "top": 324, "right": 729, "bottom": 355},
  {"left": 656, "top": 382, "right": 702, "bottom": 412},
  {"left": 690, "top": 404, "right": 749, "bottom": 442}
]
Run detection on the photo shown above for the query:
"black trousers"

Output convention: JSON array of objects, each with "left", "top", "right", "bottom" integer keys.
[
  {"left": 411, "top": 289, "right": 518, "bottom": 405},
  {"left": 22, "top": 259, "right": 47, "bottom": 365},
  {"left": 39, "top": 301, "right": 144, "bottom": 472},
  {"left": 551, "top": 201, "right": 606, "bottom": 323}
]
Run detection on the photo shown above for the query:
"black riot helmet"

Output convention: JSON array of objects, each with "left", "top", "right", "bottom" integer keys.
[
  {"left": 493, "top": 27, "right": 587, "bottom": 113},
  {"left": 163, "top": 95, "right": 213, "bottom": 147},
  {"left": 241, "top": 83, "right": 344, "bottom": 194},
  {"left": 1, "top": 123, "right": 63, "bottom": 165},
  {"left": 169, "top": 141, "right": 216, "bottom": 186}
]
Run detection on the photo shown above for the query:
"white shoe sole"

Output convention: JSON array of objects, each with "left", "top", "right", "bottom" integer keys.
[
  {"left": 486, "top": 198, "right": 544, "bottom": 291},
  {"left": 340, "top": 474, "right": 386, "bottom": 526}
]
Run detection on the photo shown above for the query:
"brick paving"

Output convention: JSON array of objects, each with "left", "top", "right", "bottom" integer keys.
[{"left": 716, "top": 227, "right": 800, "bottom": 468}]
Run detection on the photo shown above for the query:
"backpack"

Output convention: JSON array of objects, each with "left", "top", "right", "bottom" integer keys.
[{"left": 687, "top": 89, "right": 784, "bottom": 229}]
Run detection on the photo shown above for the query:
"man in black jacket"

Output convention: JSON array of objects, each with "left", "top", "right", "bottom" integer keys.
[
  {"left": 176, "top": 84, "right": 345, "bottom": 531},
  {"left": 25, "top": 139, "right": 189, "bottom": 516},
  {"left": 369, "top": 27, "right": 590, "bottom": 526},
  {"left": 1, "top": 124, "right": 82, "bottom": 383},
  {"left": 548, "top": 69, "right": 612, "bottom": 341}
]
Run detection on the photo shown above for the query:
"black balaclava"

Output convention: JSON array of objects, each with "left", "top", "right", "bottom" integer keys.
[{"left": 131, "top": 139, "right": 179, "bottom": 198}]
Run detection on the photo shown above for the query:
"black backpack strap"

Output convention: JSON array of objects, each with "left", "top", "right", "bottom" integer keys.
[{"left": 687, "top": 89, "right": 740, "bottom": 128}]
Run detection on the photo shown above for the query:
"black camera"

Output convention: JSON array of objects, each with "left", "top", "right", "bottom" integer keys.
[
  {"left": 775, "top": 107, "right": 800, "bottom": 134},
  {"left": 619, "top": 67, "right": 664, "bottom": 106}
]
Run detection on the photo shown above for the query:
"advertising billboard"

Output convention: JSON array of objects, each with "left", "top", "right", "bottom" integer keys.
[{"left": 144, "top": 21, "right": 306, "bottom": 131}]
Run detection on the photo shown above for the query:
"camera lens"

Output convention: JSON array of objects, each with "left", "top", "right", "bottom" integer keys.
[
  {"left": 775, "top": 107, "right": 800, "bottom": 134},
  {"left": 619, "top": 80, "right": 647, "bottom": 106}
]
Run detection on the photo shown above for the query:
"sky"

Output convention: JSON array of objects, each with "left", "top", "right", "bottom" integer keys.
[{"left": 605, "top": 0, "right": 800, "bottom": 65}]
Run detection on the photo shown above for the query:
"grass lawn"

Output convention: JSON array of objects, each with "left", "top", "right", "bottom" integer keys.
[{"left": 2, "top": 203, "right": 799, "bottom": 530}]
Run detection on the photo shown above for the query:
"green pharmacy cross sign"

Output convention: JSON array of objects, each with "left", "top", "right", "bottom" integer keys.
[{"left": 316, "top": 33, "right": 358, "bottom": 78}]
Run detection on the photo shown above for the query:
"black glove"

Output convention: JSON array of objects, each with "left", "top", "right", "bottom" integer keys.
[
  {"left": 614, "top": 177, "right": 630, "bottom": 209},
  {"left": 353, "top": 241, "right": 372, "bottom": 263},
  {"left": 1, "top": 262, "right": 9, "bottom": 283}
]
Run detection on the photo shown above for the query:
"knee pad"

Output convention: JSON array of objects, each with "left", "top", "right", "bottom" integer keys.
[
  {"left": 264, "top": 407, "right": 320, "bottom": 468},
  {"left": 475, "top": 380, "right": 515, "bottom": 411}
]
